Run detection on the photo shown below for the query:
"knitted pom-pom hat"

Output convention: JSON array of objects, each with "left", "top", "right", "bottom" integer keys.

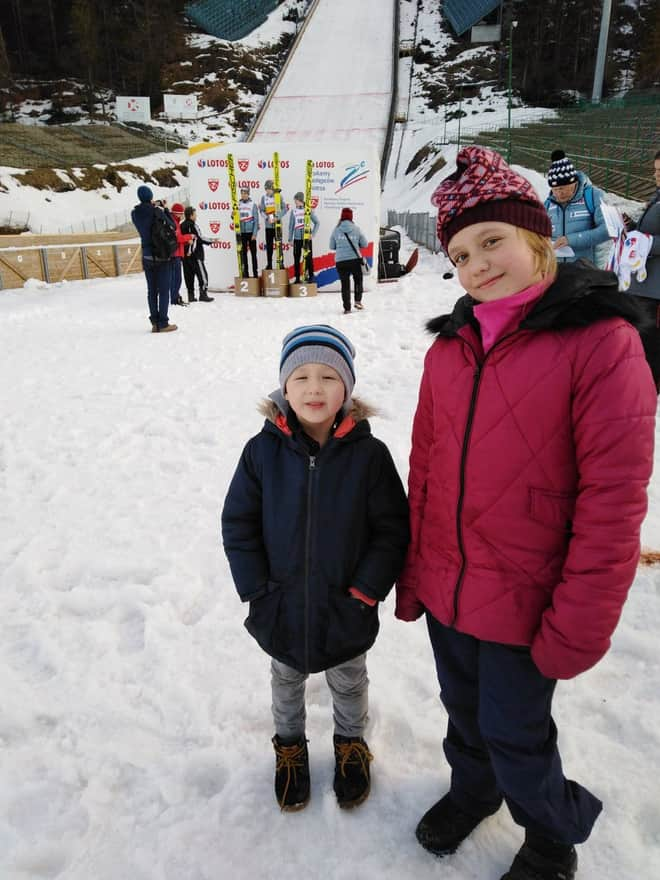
[
  {"left": 432, "top": 145, "right": 551, "bottom": 252},
  {"left": 279, "top": 324, "right": 356, "bottom": 400},
  {"left": 340, "top": 207, "right": 353, "bottom": 221},
  {"left": 547, "top": 149, "right": 578, "bottom": 187}
]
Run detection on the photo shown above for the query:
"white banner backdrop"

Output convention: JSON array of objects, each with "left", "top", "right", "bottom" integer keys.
[
  {"left": 187, "top": 142, "right": 381, "bottom": 291},
  {"left": 163, "top": 94, "right": 198, "bottom": 119},
  {"left": 115, "top": 96, "right": 151, "bottom": 124}
]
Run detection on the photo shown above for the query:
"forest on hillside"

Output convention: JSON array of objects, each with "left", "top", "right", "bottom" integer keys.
[{"left": 0, "top": 0, "right": 658, "bottom": 110}]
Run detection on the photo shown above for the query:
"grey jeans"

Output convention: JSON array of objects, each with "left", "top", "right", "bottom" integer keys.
[{"left": 271, "top": 654, "right": 369, "bottom": 739}]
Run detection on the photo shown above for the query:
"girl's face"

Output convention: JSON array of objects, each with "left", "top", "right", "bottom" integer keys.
[{"left": 448, "top": 221, "right": 542, "bottom": 302}]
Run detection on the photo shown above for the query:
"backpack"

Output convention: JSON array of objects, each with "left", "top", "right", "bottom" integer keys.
[{"left": 150, "top": 209, "right": 177, "bottom": 261}]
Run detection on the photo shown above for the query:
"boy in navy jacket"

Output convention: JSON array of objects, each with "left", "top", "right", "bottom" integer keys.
[{"left": 222, "top": 325, "right": 409, "bottom": 811}]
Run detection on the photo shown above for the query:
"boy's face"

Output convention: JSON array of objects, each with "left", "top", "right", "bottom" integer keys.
[
  {"left": 285, "top": 363, "right": 345, "bottom": 441},
  {"left": 241, "top": 190, "right": 249, "bottom": 199},
  {"left": 448, "top": 221, "right": 541, "bottom": 303}
]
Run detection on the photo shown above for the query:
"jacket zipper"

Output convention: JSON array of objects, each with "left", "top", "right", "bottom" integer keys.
[
  {"left": 303, "top": 454, "right": 316, "bottom": 672},
  {"left": 450, "top": 331, "right": 519, "bottom": 625}
]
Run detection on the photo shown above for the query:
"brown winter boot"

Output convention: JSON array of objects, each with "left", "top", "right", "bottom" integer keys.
[
  {"left": 333, "top": 735, "right": 373, "bottom": 808},
  {"left": 272, "top": 735, "right": 310, "bottom": 811}
]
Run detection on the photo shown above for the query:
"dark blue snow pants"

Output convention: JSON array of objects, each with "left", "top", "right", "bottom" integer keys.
[{"left": 426, "top": 614, "right": 602, "bottom": 845}]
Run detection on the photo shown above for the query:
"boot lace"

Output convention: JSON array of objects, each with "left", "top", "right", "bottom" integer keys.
[
  {"left": 274, "top": 740, "right": 307, "bottom": 809},
  {"left": 334, "top": 739, "right": 373, "bottom": 778}
]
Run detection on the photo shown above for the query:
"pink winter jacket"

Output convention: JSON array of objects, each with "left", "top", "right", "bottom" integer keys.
[{"left": 396, "top": 263, "right": 657, "bottom": 680}]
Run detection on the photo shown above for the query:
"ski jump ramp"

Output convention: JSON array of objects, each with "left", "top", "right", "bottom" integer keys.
[{"left": 249, "top": 0, "right": 397, "bottom": 165}]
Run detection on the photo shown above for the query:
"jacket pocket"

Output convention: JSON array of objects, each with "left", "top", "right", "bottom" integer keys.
[
  {"left": 325, "top": 590, "right": 379, "bottom": 658},
  {"left": 528, "top": 487, "right": 576, "bottom": 533},
  {"left": 244, "top": 580, "right": 289, "bottom": 655}
]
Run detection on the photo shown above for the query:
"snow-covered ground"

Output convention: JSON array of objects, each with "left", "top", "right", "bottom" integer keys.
[{"left": 1, "top": 237, "right": 660, "bottom": 880}]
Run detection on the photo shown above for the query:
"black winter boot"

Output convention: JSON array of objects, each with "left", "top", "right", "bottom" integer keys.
[
  {"left": 333, "top": 735, "right": 373, "bottom": 808},
  {"left": 199, "top": 292, "right": 214, "bottom": 302},
  {"left": 501, "top": 832, "right": 577, "bottom": 880},
  {"left": 415, "top": 793, "right": 499, "bottom": 856},
  {"left": 272, "top": 735, "right": 310, "bottom": 811}
]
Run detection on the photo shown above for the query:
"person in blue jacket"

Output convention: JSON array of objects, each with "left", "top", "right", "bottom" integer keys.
[
  {"left": 130, "top": 185, "right": 176, "bottom": 333},
  {"left": 222, "top": 325, "right": 409, "bottom": 813},
  {"left": 544, "top": 150, "right": 609, "bottom": 265},
  {"left": 288, "top": 191, "right": 320, "bottom": 283},
  {"left": 329, "top": 207, "right": 368, "bottom": 313}
]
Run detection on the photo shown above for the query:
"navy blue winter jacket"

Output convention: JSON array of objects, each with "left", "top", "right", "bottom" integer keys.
[
  {"left": 221, "top": 398, "right": 410, "bottom": 673},
  {"left": 131, "top": 202, "right": 174, "bottom": 261}
]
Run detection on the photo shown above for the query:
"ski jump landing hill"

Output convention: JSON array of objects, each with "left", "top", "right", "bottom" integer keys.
[{"left": 188, "top": 0, "right": 399, "bottom": 290}]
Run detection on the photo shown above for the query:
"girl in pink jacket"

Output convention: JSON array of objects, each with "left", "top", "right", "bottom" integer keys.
[{"left": 396, "top": 146, "right": 656, "bottom": 880}]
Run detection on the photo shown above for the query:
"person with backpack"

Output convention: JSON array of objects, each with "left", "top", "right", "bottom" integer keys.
[
  {"left": 329, "top": 207, "right": 368, "bottom": 313},
  {"left": 544, "top": 150, "right": 609, "bottom": 266},
  {"left": 180, "top": 206, "right": 214, "bottom": 303},
  {"left": 131, "top": 185, "right": 177, "bottom": 333}
]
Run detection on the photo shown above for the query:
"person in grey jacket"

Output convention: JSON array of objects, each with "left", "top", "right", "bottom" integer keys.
[
  {"left": 329, "top": 208, "right": 368, "bottom": 313},
  {"left": 623, "top": 149, "right": 660, "bottom": 388},
  {"left": 544, "top": 150, "right": 609, "bottom": 265}
]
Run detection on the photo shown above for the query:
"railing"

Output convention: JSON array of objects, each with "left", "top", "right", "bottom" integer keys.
[
  {"left": 379, "top": 0, "right": 401, "bottom": 186},
  {"left": 0, "top": 232, "right": 144, "bottom": 291},
  {"left": 387, "top": 209, "right": 440, "bottom": 253}
]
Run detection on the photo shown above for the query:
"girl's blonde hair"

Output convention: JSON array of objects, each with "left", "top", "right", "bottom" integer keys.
[{"left": 518, "top": 229, "right": 557, "bottom": 278}]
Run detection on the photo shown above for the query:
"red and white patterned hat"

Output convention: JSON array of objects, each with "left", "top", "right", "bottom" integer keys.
[{"left": 432, "top": 146, "right": 551, "bottom": 252}]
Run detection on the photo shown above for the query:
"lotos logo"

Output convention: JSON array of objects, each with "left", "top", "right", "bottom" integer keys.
[
  {"left": 310, "top": 197, "right": 319, "bottom": 209},
  {"left": 197, "top": 158, "right": 227, "bottom": 168},
  {"left": 259, "top": 241, "right": 291, "bottom": 251},
  {"left": 199, "top": 200, "right": 230, "bottom": 211},
  {"left": 209, "top": 221, "right": 221, "bottom": 234},
  {"left": 208, "top": 179, "right": 219, "bottom": 192},
  {"left": 315, "top": 160, "right": 335, "bottom": 169},
  {"left": 238, "top": 180, "right": 261, "bottom": 190},
  {"left": 237, "top": 158, "right": 250, "bottom": 172},
  {"left": 210, "top": 240, "right": 232, "bottom": 249},
  {"left": 335, "top": 160, "right": 370, "bottom": 194},
  {"left": 258, "top": 158, "right": 290, "bottom": 169}
]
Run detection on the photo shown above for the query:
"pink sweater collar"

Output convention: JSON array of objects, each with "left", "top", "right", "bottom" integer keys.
[{"left": 473, "top": 275, "right": 554, "bottom": 353}]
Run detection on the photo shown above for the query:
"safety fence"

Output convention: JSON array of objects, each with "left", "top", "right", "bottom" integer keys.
[
  {"left": 0, "top": 231, "right": 142, "bottom": 291},
  {"left": 387, "top": 210, "right": 440, "bottom": 254}
]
